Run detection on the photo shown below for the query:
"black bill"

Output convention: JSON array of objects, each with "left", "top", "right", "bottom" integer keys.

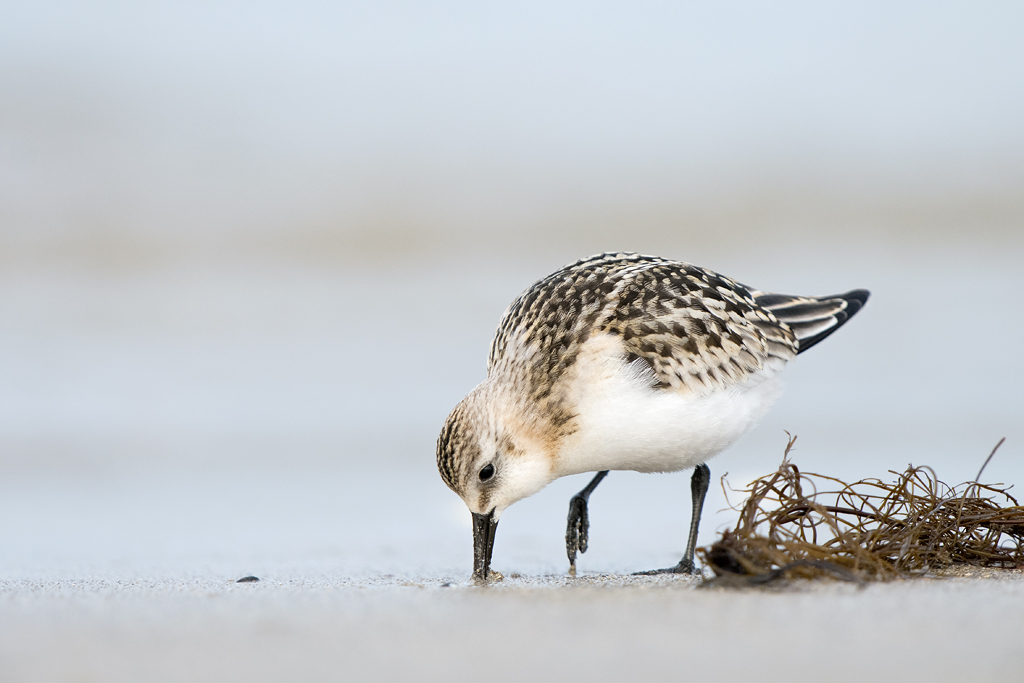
[{"left": 472, "top": 509, "right": 499, "bottom": 581}]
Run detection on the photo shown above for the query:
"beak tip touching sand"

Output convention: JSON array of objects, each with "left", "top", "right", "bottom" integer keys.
[{"left": 472, "top": 510, "right": 500, "bottom": 582}]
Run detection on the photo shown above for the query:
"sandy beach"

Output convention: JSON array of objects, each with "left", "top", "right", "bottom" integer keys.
[{"left": 4, "top": 569, "right": 1024, "bottom": 682}]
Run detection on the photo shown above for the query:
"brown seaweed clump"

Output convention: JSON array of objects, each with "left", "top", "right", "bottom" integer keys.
[{"left": 700, "top": 437, "right": 1024, "bottom": 585}]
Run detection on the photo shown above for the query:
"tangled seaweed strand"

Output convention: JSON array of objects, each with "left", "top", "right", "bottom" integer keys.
[{"left": 700, "top": 436, "right": 1024, "bottom": 584}]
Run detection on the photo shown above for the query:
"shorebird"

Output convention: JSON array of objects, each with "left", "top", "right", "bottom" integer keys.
[{"left": 436, "top": 252, "right": 869, "bottom": 581}]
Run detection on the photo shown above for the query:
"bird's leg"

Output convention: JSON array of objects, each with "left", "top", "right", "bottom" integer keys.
[
  {"left": 678, "top": 463, "right": 711, "bottom": 573},
  {"left": 636, "top": 463, "right": 711, "bottom": 576},
  {"left": 566, "top": 470, "right": 609, "bottom": 575}
]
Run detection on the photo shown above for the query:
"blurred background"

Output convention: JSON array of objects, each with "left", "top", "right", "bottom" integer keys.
[{"left": 1, "top": 0, "right": 1022, "bottom": 580}]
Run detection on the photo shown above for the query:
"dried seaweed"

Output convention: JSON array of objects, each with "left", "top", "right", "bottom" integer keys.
[{"left": 700, "top": 436, "right": 1024, "bottom": 585}]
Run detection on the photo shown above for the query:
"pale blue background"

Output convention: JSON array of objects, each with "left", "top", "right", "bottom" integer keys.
[{"left": 1, "top": 0, "right": 1021, "bottom": 580}]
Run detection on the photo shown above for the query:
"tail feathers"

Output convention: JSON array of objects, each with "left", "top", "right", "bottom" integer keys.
[{"left": 754, "top": 289, "right": 870, "bottom": 354}]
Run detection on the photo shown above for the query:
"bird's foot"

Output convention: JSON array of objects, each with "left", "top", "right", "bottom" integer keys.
[
  {"left": 565, "top": 494, "right": 591, "bottom": 571},
  {"left": 633, "top": 559, "right": 701, "bottom": 576}
]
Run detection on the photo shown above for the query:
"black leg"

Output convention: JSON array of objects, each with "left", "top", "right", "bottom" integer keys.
[
  {"left": 680, "top": 463, "right": 711, "bottom": 572},
  {"left": 566, "top": 470, "right": 609, "bottom": 574},
  {"left": 635, "top": 463, "right": 711, "bottom": 576}
]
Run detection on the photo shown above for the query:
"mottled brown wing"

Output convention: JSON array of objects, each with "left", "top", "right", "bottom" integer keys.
[
  {"left": 488, "top": 253, "right": 798, "bottom": 397},
  {"left": 598, "top": 261, "right": 798, "bottom": 395},
  {"left": 488, "top": 253, "right": 652, "bottom": 385}
]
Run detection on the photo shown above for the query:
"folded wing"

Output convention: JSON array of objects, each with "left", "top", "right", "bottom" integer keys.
[{"left": 752, "top": 289, "right": 870, "bottom": 354}]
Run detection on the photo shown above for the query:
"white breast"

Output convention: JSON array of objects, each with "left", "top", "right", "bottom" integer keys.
[{"left": 553, "top": 334, "right": 787, "bottom": 476}]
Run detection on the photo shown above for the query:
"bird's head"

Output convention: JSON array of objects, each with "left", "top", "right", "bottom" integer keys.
[{"left": 436, "top": 383, "right": 556, "bottom": 581}]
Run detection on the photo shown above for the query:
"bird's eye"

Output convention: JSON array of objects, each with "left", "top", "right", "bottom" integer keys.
[{"left": 479, "top": 464, "right": 495, "bottom": 482}]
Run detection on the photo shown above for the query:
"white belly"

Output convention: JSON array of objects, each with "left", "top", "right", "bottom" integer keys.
[{"left": 553, "top": 348, "right": 786, "bottom": 476}]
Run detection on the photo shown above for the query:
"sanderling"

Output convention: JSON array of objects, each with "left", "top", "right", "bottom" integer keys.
[{"left": 437, "top": 252, "right": 869, "bottom": 581}]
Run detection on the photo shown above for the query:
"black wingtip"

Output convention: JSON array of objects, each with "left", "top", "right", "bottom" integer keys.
[
  {"left": 795, "top": 288, "right": 870, "bottom": 354},
  {"left": 842, "top": 289, "right": 871, "bottom": 311}
]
